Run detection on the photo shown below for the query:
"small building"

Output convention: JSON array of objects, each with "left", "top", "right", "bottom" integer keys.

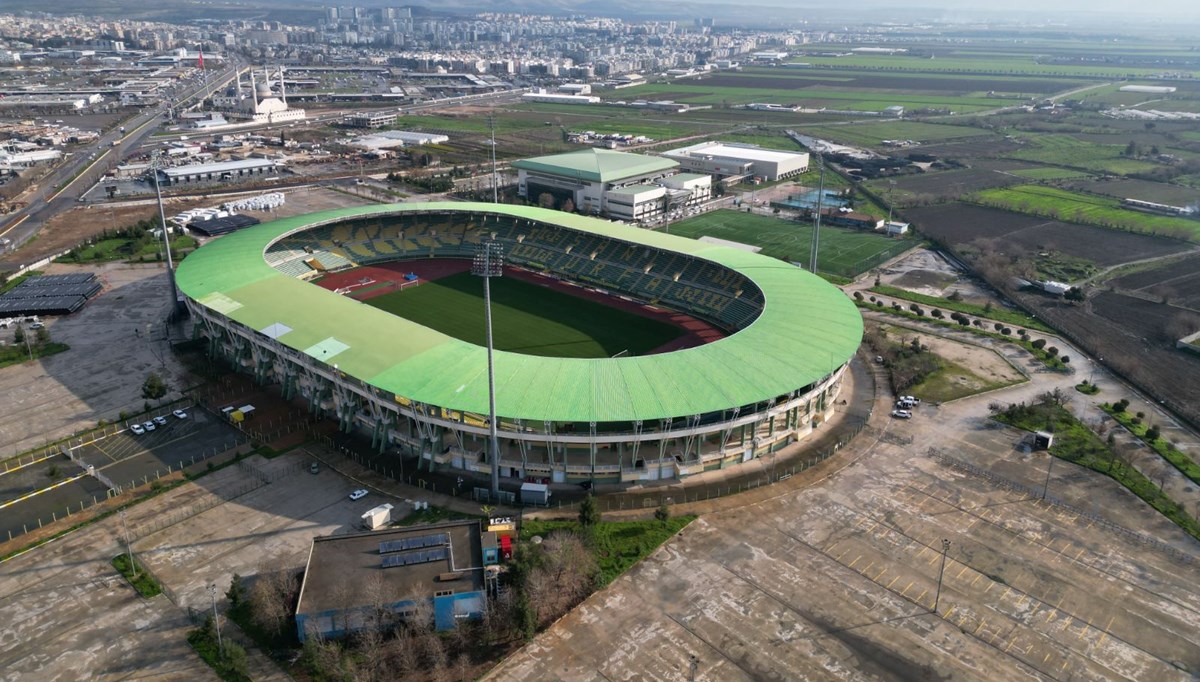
[
  {"left": 350, "top": 130, "right": 449, "bottom": 151},
  {"left": 513, "top": 148, "right": 679, "bottom": 217},
  {"left": 884, "top": 221, "right": 909, "bottom": 236},
  {"left": 521, "top": 89, "right": 601, "bottom": 105},
  {"left": 811, "top": 206, "right": 884, "bottom": 230},
  {"left": 662, "top": 141, "right": 810, "bottom": 181},
  {"left": 295, "top": 520, "right": 491, "bottom": 640},
  {"left": 1041, "top": 281, "right": 1072, "bottom": 296}
]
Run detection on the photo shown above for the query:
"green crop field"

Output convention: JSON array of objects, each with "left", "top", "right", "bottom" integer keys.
[
  {"left": 364, "top": 272, "right": 682, "bottom": 358},
  {"left": 1007, "top": 167, "right": 1094, "bottom": 180},
  {"left": 787, "top": 53, "right": 1200, "bottom": 78},
  {"left": 1001, "top": 134, "right": 1162, "bottom": 175},
  {"left": 604, "top": 83, "right": 1004, "bottom": 112},
  {"left": 668, "top": 210, "right": 914, "bottom": 277},
  {"left": 971, "top": 185, "right": 1200, "bottom": 241}
]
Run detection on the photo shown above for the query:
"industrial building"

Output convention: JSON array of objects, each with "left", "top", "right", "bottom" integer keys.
[
  {"left": 350, "top": 130, "right": 450, "bottom": 152},
  {"left": 662, "top": 141, "right": 810, "bottom": 181},
  {"left": 521, "top": 89, "right": 601, "bottom": 105},
  {"left": 153, "top": 158, "right": 278, "bottom": 185},
  {"left": 513, "top": 148, "right": 710, "bottom": 220},
  {"left": 295, "top": 520, "right": 493, "bottom": 640},
  {"left": 344, "top": 111, "right": 397, "bottom": 128}
]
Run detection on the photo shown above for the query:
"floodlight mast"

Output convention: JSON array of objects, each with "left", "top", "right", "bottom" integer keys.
[
  {"left": 472, "top": 240, "right": 504, "bottom": 499},
  {"left": 147, "top": 152, "right": 180, "bottom": 315},
  {"left": 809, "top": 153, "right": 824, "bottom": 274}
]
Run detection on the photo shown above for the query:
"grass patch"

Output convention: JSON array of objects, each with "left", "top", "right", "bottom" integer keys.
[
  {"left": 805, "top": 121, "right": 986, "bottom": 147},
  {"left": 365, "top": 272, "right": 682, "bottom": 358},
  {"left": 111, "top": 554, "right": 163, "bottom": 598},
  {"left": 521, "top": 516, "right": 694, "bottom": 587},
  {"left": 1075, "top": 381, "right": 1101, "bottom": 395},
  {"left": 908, "top": 358, "right": 1022, "bottom": 403},
  {"left": 58, "top": 234, "right": 197, "bottom": 264},
  {"left": 1000, "top": 136, "right": 1163, "bottom": 177},
  {"left": 394, "top": 505, "right": 480, "bottom": 527},
  {"left": 670, "top": 209, "right": 913, "bottom": 277},
  {"left": 188, "top": 617, "right": 252, "bottom": 682},
  {"left": 871, "top": 285, "right": 1053, "bottom": 332},
  {"left": 1102, "top": 405, "right": 1200, "bottom": 486},
  {"left": 971, "top": 184, "right": 1200, "bottom": 241},
  {"left": 994, "top": 401, "right": 1200, "bottom": 541},
  {"left": 1008, "top": 167, "right": 1094, "bottom": 181},
  {"left": 0, "top": 341, "right": 69, "bottom": 369},
  {"left": 0, "top": 269, "right": 42, "bottom": 293}
]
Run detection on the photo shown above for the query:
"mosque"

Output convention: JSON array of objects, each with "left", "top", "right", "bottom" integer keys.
[{"left": 211, "top": 66, "right": 307, "bottom": 125}]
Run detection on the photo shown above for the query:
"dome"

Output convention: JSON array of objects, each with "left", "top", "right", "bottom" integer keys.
[{"left": 256, "top": 81, "right": 272, "bottom": 96}]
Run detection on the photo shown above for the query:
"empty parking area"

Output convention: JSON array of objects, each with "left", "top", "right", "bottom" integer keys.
[{"left": 490, "top": 440, "right": 1200, "bottom": 680}]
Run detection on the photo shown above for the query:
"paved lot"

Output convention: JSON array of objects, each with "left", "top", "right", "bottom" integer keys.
[{"left": 0, "top": 263, "right": 195, "bottom": 459}]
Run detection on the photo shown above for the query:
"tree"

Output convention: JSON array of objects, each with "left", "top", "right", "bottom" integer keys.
[
  {"left": 226, "top": 574, "right": 246, "bottom": 611},
  {"left": 1061, "top": 355, "right": 1070, "bottom": 364},
  {"left": 1145, "top": 425, "right": 1161, "bottom": 441},
  {"left": 1047, "top": 346, "right": 1059, "bottom": 357},
  {"left": 1065, "top": 286, "right": 1085, "bottom": 303},
  {"left": 12, "top": 326, "right": 24, "bottom": 345},
  {"left": 537, "top": 192, "right": 555, "bottom": 209},
  {"left": 578, "top": 494, "right": 600, "bottom": 528},
  {"left": 35, "top": 327, "right": 50, "bottom": 346},
  {"left": 654, "top": 504, "right": 670, "bottom": 525},
  {"left": 1031, "top": 339, "right": 1047, "bottom": 350},
  {"left": 142, "top": 372, "right": 168, "bottom": 400},
  {"left": 561, "top": 198, "right": 575, "bottom": 213}
]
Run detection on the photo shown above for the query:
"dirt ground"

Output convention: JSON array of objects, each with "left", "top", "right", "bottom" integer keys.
[
  {"left": 874, "top": 320, "right": 1027, "bottom": 393},
  {"left": 878, "top": 247, "right": 993, "bottom": 301},
  {"left": 0, "top": 187, "right": 376, "bottom": 269}
]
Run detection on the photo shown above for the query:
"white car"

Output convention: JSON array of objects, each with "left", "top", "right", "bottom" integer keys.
[
  {"left": 129, "top": 423, "right": 145, "bottom": 435},
  {"left": 143, "top": 421, "right": 156, "bottom": 432},
  {"left": 348, "top": 489, "right": 369, "bottom": 501},
  {"left": 153, "top": 415, "right": 167, "bottom": 426},
  {"left": 172, "top": 409, "right": 188, "bottom": 419},
  {"left": 900, "top": 395, "right": 921, "bottom": 405},
  {"left": 891, "top": 409, "right": 913, "bottom": 419}
]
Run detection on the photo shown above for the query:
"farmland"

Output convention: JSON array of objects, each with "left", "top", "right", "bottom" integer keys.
[
  {"left": 668, "top": 209, "right": 913, "bottom": 277},
  {"left": 1109, "top": 254, "right": 1200, "bottom": 311},
  {"left": 867, "top": 165, "right": 1023, "bottom": 206},
  {"left": 801, "top": 120, "right": 988, "bottom": 147},
  {"left": 1000, "top": 134, "right": 1163, "bottom": 175},
  {"left": 787, "top": 52, "right": 1200, "bottom": 78},
  {"left": 970, "top": 185, "right": 1200, "bottom": 241}
]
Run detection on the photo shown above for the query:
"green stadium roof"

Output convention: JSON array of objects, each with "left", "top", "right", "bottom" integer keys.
[
  {"left": 176, "top": 203, "right": 862, "bottom": 423},
  {"left": 511, "top": 149, "right": 678, "bottom": 184}
]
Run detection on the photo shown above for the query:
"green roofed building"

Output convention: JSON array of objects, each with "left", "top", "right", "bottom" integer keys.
[
  {"left": 176, "top": 202, "right": 861, "bottom": 487},
  {"left": 513, "top": 148, "right": 709, "bottom": 222}
]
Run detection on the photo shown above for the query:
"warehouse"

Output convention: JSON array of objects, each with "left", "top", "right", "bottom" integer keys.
[
  {"left": 662, "top": 141, "right": 810, "bottom": 181},
  {"left": 154, "top": 158, "right": 278, "bottom": 186},
  {"left": 513, "top": 148, "right": 685, "bottom": 218}
]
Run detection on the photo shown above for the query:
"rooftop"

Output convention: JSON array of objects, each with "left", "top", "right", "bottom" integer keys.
[
  {"left": 664, "top": 141, "right": 809, "bottom": 164},
  {"left": 513, "top": 148, "right": 678, "bottom": 184},
  {"left": 159, "top": 158, "right": 275, "bottom": 176},
  {"left": 297, "top": 520, "right": 484, "bottom": 616}
]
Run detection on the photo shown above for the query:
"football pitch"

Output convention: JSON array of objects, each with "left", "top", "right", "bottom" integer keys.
[
  {"left": 669, "top": 209, "right": 913, "bottom": 277},
  {"left": 364, "top": 272, "right": 683, "bottom": 359}
]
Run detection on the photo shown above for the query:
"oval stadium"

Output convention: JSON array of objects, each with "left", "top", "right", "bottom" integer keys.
[{"left": 175, "top": 202, "right": 862, "bottom": 485}]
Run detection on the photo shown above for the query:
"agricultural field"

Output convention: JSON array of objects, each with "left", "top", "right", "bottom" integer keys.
[
  {"left": 971, "top": 185, "right": 1200, "bottom": 241},
  {"left": 1008, "top": 167, "right": 1094, "bottom": 181},
  {"left": 668, "top": 209, "right": 914, "bottom": 277},
  {"left": 702, "top": 68, "right": 1081, "bottom": 96},
  {"left": 801, "top": 120, "right": 990, "bottom": 147},
  {"left": 1000, "top": 134, "right": 1163, "bottom": 175},
  {"left": 786, "top": 51, "right": 1200, "bottom": 79},
  {"left": 868, "top": 165, "right": 1023, "bottom": 206},
  {"left": 902, "top": 203, "right": 1191, "bottom": 270},
  {"left": 1108, "top": 254, "right": 1200, "bottom": 311},
  {"left": 364, "top": 272, "right": 682, "bottom": 358},
  {"left": 1063, "top": 177, "right": 1200, "bottom": 206}
]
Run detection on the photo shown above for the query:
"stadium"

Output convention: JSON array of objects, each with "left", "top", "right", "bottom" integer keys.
[{"left": 175, "top": 202, "right": 862, "bottom": 487}]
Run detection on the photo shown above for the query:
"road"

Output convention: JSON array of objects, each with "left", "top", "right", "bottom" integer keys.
[{"left": 0, "top": 67, "right": 238, "bottom": 267}]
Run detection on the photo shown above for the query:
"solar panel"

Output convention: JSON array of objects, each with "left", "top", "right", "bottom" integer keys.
[
  {"left": 381, "top": 546, "right": 448, "bottom": 568},
  {"left": 379, "top": 533, "right": 448, "bottom": 555}
]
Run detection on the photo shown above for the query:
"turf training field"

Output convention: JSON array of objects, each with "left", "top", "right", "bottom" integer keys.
[
  {"left": 363, "top": 271, "right": 684, "bottom": 359},
  {"left": 669, "top": 210, "right": 914, "bottom": 277}
]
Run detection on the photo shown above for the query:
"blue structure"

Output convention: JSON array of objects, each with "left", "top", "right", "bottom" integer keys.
[{"left": 772, "top": 189, "right": 849, "bottom": 212}]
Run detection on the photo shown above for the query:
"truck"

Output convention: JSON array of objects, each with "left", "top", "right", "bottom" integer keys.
[
  {"left": 361, "top": 503, "right": 394, "bottom": 530},
  {"left": 520, "top": 482, "right": 551, "bottom": 506}
]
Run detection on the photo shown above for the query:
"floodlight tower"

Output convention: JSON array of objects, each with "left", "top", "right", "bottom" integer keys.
[
  {"left": 808, "top": 153, "right": 825, "bottom": 274},
  {"left": 472, "top": 240, "right": 504, "bottom": 499},
  {"left": 489, "top": 112, "right": 499, "bottom": 204},
  {"left": 147, "top": 152, "right": 180, "bottom": 315}
]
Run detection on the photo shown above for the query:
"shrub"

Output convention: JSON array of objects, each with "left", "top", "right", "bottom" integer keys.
[
  {"left": 1145, "top": 426, "right": 1161, "bottom": 441},
  {"left": 1031, "top": 339, "right": 1047, "bottom": 350}
]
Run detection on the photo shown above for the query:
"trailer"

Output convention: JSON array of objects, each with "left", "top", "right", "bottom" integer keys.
[
  {"left": 520, "top": 482, "right": 551, "bottom": 506},
  {"left": 361, "top": 503, "right": 394, "bottom": 530}
]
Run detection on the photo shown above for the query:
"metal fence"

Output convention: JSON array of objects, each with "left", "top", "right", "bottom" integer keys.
[{"left": 927, "top": 449, "right": 1195, "bottom": 566}]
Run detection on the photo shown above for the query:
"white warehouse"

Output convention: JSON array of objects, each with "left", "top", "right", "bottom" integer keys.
[{"left": 662, "top": 141, "right": 810, "bottom": 181}]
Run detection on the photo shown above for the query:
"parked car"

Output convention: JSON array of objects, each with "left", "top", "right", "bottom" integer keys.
[
  {"left": 891, "top": 409, "right": 913, "bottom": 419},
  {"left": 900, "top": 395, "right": 921, "bottom": 405},
  {"left": 348, "top": 489, "right": 368, "bottom": 501},
  {"left": 172, "top": 409, "right": 188, "bottom": 419},
  {"left": 153, "top": 415, "right": 167, "bottom": 426},
  {"left": 142, "top": 421, "right": 156, "bottom": 432},
  {"left": 129, "top": 423, "right": 145, "bottom": 435}
]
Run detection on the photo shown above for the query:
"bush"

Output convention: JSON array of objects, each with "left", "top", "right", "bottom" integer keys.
[
  {"left": 1145, "top": 426, "right": 1161, "bottom": 441},
  {"left": 1031, "top": 339, "right": 1047, "bottom": 350}
]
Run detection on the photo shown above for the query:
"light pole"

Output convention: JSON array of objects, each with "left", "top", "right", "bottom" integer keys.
[
  {"left": 119, "top": 509, "right": 135, "bottom": 575},
  {"left": 933, "top": 538, "right": 950, "bottom": 613},
  {"left": 208, "top": 584, "right": 224, "bottom": 653},
  {"left": 809, "top": 153, "right": 825, "bottom": 274},
  {"left": 1041, "top": 453, "right": 1054, "bottom": 500},
  {"left": 147, "top": 152, "right": 180, "bottom": 315},
  {"left": 473, "top": 240, "right": 504, "bottom": 500}
]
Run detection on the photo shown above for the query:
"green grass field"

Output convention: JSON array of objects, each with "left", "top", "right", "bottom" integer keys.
[
  {"left": 803, "top": 121, "right": 988, "bottom": 147},
  {"left": 364, "top": 272, "right": 683, "bottom": 359},
  {"left": 669, "top": 210, "right": 914, "bottom": 277},
  {"left": 1002, "top": 134, "right": 1161, "bottom": 175},
  {"left": 606, "top": 82, "right": 1003, "bottom": 112},
  {"left": 1007, "top": 167, "right": 1094, "bottom": 180},
  {"left": 971, "top": 185, "right": 1200, "bottom": 241}
]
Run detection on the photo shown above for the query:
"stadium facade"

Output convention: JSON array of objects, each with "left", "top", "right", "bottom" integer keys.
[{"left": 176, "top": 203, "right": 862, "bottom": 486}]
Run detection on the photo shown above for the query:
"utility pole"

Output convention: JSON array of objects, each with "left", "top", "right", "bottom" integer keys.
[
  {"left": 932, "top": 539, "right": 950, "bottom": 613},
  {"left": 489, "top": 112, "right": 499, "bottom": 204},
  {"left": 808, "top": 154, "right": 825, "bottom": 274},
  {"left": 208, "top": 584, "right": 224, "bottom": 653},
  {"left": 472, "top": 241, "right": 504, "bottom": 499},
  {"left": 1041, "top": 453, "right": 1054, "bottom": 500},
  {"left": 119, "top": 509, "right": 135, "bottom": 575},
  {"left": 147, "top": 152, "right": 179, "bottom": 316}
]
